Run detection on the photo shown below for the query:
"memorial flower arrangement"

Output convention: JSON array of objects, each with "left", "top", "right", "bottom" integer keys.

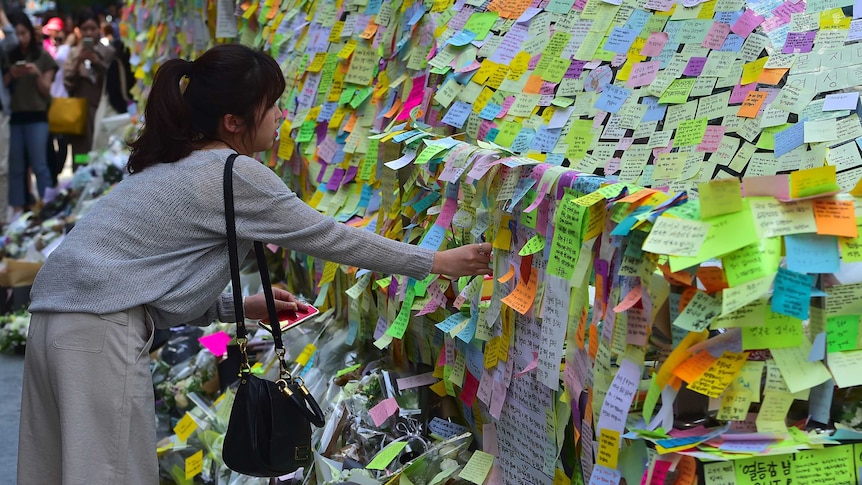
[{"left": 0, "top": 311, "right": 30, "bottom": 353}]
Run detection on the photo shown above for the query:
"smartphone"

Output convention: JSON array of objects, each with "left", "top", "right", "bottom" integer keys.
[
  {"left": 81, "top": 37, "right": 94, "bottom": 50},
  {"left": 259, "top": 304, "right": 320, "bottom": 333},
  {"left": 14, "top": 60, "right": 26, "bottom": 66}
]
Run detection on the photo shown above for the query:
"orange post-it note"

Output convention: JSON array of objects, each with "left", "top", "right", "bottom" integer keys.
[
  {"left": 697, "top": 266, "right": 729, "bottom": 292},
  {"left": 673, "top": 350, "right": 718, "bottom": 383},
  {"left": 613, "top": 285, "right": 643, "bottom": 312},
  {"left": 737, "top": 91, "right": 769, "bottom": 118},
  {"left": 501, "top": 267, "right": 539, "bottom": 315},
  {"left": 814, "top": 199, "right": 858, "bottom": 238}
]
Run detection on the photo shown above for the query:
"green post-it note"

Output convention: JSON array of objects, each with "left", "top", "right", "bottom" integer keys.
[
  {"left": 366, "top": 441, "right": 408, "bottom": 470},
  {"left": 336, "top": 363, "right": 362, "bottom": 377},
  {"left": 463, "top": 12, "right": 498, "bottom": 41},
  {"left": 699, "top": 179, "right": 743, "bottom": 219},
  {"left": 658, "top": 78, "right": 696, "bottom": 104},
  {"left": 669, "top": 206, "right": 759, "bottom": 272},
  {"left": 519, "top": 233, "right": 546, "bottom": 256},
  {"left": 742, "top": 311, "right": 803, "bottom": 350},
  {"left": 674, "top": 117, "right": 708, "bottom": 147},
  {"left": 458, "top": 451, "right": 495, "bottom": 485},
  {"left": 827, "top": 314, "right": 861, "bottom": 353}
]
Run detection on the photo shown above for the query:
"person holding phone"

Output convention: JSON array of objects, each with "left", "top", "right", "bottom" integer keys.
[
  {"left": 2, "top": 11, "right": 57, "bottom": 214},
  {"left": 19, "top": 43, "right": 492, "bottom": 484},
  {"left": 62, "top": 9, "right": 114, "bottom": 162}
]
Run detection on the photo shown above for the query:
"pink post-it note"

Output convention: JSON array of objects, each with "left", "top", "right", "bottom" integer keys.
[
  {"left": 369, "top": 397, "right": 400, "bottom": 427},
  {"left": 198, "top": 331, "right": 232, "bottom": 357},
  {"left": 731, "top": 9, "right": 765, "bottom": 38},
  {"left": 640, "top": 32, "right": 668, "bottom": 56}
]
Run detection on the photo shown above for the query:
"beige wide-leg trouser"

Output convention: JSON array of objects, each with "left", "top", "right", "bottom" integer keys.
[{"left": 18, "top": 307, "right": 157, "bottom": 484}]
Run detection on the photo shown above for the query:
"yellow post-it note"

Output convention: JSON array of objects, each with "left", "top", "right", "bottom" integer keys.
[
  {"left": 642, "top": 216, "right": 711, "bottom": 257},
  {"left": 459, "top": 450, "right": 495, "bottom": 484},
  {"left": 789, "top": 165, "right": 840, "bottom": 199},
  {"left": 185, "top": 449, "right": 203, "bottom": 480},
  {"left": 686, "top": 351, "right": 750, "bottom": 398},
  {"left": 742, "top": 311, "right": 803, "bottom": 350},
  {"left": 721, "top": 273, "right": 775, "bottom": 315},
  {"left": 344, "top": 46, "right": 377, "bottom": 86},
  {"left": 716, "top": 390, "right": 754, "bottom": 421},
  {"left": 699, "top": 179, "right": 743, "bottom": 219},
  {"left": 367, "top": 441, "right": 409, "bottom": 470},
  {"left": 596, "top": 428, "right": 621, "bottom": 469},
  {"left": 770, "top": 340, "right": 832, "bottom": 393},
  {"left": 173, "top": 413, "right": 197, "bottom": 442},
  {"left": 755, "top": 390, "right": 794, "bottom": 434}
]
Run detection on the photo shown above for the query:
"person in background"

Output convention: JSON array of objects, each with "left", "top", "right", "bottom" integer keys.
[
  {"left": 40, "top": 16, "right": 62, "bottom": 58},
  {"left": 44, "top": 17, "right": 70, "bottom": 184},
  {"left": 19, "top": 43, "right": 492, "bottom": 484},
  {"left": 62, "top": 10, "right": 114, "bottom": 162},
  {"left": 3, "top": 12, "right": 56, "bottom": 215},
  {"left": 0, "top": 5, "right": 18, "bottom": 224}
]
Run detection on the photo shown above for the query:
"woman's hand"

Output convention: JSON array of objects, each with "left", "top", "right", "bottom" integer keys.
[
  {"left": 243, "top": 288, "right": 309, "bottom": 321},
  {"left": 432, "top": 243, "right": 493, "bottom": 278}
]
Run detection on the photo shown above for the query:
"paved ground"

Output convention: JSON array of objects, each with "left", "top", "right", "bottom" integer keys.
[{"left": 0, "top": 352, "right": 24, "bottom": 481}]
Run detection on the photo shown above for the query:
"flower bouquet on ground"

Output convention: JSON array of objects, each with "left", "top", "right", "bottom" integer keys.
[{"left": 0, "top": 311, "right": 30, "bottom": 354}]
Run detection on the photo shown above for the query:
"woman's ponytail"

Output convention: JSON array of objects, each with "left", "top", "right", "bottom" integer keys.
[
  {"left": 126, "top": 44, "right": 286, "bottom": 174},
  {"left": 126, "top": 59, "right": 195, "bottom": 173}
]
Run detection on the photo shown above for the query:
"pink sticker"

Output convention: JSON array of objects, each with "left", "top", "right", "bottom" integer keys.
[{"left": 198, "top": 331, "right": 232, "bottom": 357}]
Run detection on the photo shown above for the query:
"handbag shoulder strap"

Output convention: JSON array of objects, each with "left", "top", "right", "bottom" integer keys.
[
  {"left": 223, "top": 154, "right": 282, "bottom": 348},
  {"left": 224, "top": 153, "right": 326, "bottom": 427}
]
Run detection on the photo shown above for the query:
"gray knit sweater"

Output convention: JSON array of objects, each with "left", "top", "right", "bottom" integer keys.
[{"left": 29, "top": 149, "right": 435, "bottom": 329}]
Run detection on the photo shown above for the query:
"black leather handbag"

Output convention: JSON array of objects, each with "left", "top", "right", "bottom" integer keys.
[{"left": 221, "top": 154, "right": 326, "bottom": 477}]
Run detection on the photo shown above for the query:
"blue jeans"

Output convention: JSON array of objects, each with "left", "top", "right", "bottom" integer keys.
[{"left": 9, "top": 121, "right": 53, "bottom": 208}]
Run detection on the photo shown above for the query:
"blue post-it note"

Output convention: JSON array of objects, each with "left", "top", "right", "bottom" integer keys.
[
  {"left": 809, "top": 332, "right": 827, "bottom": 362},
  {"left": 773, "top": 122, "right": 805, "bottom": 158},
  {"left": 604, "top": 27, "right": 638, "bottom": 54},
  {"left": 441, "top": 101, "right": 473, "bottom": 129},
  {"left": 771, "top": 267, "right": 814, "bottom": 320},
  {"left": 785, "top": 233, "right": 841, "bottom": 274},
  {"left": 594, "top": 84, "right": 631, "bottom": 114}
]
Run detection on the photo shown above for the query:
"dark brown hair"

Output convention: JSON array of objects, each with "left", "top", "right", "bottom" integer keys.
[{"left": 126, "top": 44, "right": 286, "bottom": 173}]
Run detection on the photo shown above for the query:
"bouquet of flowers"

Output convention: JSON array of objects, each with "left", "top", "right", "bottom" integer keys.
[{"left": 0, "top": 311, "right": 31, "bottom": 353}]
